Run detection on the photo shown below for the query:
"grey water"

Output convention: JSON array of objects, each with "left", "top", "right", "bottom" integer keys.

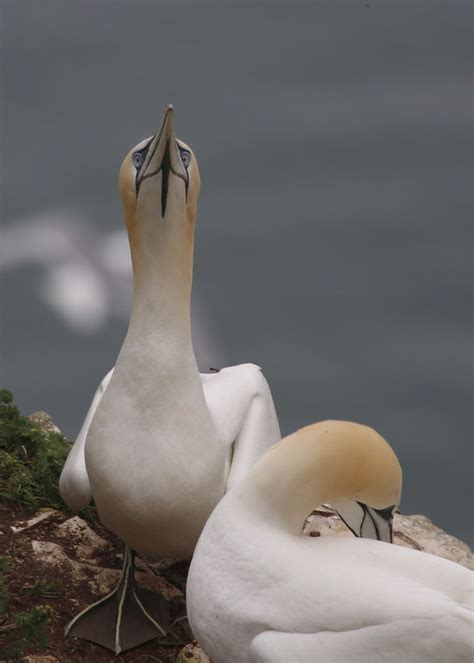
[{"left": 1, "top": 2, "right": 472, "bottom": 546}]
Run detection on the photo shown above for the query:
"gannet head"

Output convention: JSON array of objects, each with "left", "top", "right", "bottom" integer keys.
[
  {"left": 242, "top": 420, "right": 402, "bottom": 543},
  {"left": 314, "top": 421, "right": 402, "bottom": 543},
  {"left": 118, "top": 105, "right": 200, "bottom": 256}
]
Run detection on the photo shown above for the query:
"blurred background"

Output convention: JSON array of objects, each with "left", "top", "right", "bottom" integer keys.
[{"left": 1, "top": 1, "right": 472, "bottom": 544}]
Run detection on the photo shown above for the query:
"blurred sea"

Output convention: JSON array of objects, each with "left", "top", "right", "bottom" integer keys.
[{"left": 1, "top": 2, "right": 472, "bottom": 545}]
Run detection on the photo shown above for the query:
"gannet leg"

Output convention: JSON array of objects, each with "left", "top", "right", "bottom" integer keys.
[
  {"left": 65, "top": 543, "right": 169, "bottom": 654},
  {"left": 59, "top": 368, "right": 114, "bottom": 511},
  {"left": 201, "top": 363, "right": 281, "bottom": 492},
  {"left": 250, "top": 613, "right": 474, "bottom": 663}
]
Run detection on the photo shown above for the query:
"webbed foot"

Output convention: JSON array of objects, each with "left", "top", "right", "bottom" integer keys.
[{"left": 65, "top": 545, "right": 169, "bottom": 654}]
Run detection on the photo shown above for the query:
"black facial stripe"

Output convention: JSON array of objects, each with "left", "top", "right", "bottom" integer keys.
[
  {"left": 359, "top": 503, "right": 367, "bottom": 537},
  {"left": 368, "top": 509, "right": 380, "bottom": 540},
  {"left": 374, "top": 505, "right": 396, "bottom": 521},
  {"left": 136, "top": 138, "right": 189, "bottom": 214},
  {"left": 374, "top": 505, "right": 395, "bottom": 544},
  {"left": 358, "top": 502, "right": 397, "bottom": 542},
  {"left": 356, "top": 501, "right": 381, "bottom": 539},
  {"left": 161, "top": 141, "right": 171, "bottom": 217}
]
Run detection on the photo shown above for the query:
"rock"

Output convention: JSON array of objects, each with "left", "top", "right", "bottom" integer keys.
[
  {"left": 304, "top": 507, "right": 350, "bottom": 539},
  {"left": 394, "top": 513, "right": 474, "bottom": 571},
  {"left": 176, "top": 641, "right": 211, "bottom": 662},
  {"left": 10, "top": 509, "right": 61, "bottom": 534},
  {"left": 304, "top": 507, "right": 473, "bottom": 570},
  {"left": 30, "top": 540, "right": 182, "bottom": 599},
  {"left": 56, "top": 516, "right": 112, "bottom": 563},
  {"left": 27, "top": 411, "right": 62, "bottom": 434},
  {"left": 21, "top": 657, "right": 60, "bottom": 663}
]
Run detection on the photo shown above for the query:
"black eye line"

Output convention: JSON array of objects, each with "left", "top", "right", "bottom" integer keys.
[
  {"left": 178, "top": 148, "right": 191, "bottom": 198},
  {"left": 180, "top": 149, "right": 191, "bottom": 166},
  {"left": 134, "top": 138, "right": 153, "bottom": 194}
]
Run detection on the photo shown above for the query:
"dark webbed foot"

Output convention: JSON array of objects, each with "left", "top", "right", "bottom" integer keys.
[{"left": 65, "top": 546, "right": 170, "bottom": 654}]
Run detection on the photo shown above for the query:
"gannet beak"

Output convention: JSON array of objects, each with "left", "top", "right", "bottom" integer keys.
[
  {"left": 333, "top": 501, "right": 396, "bottom": 543},
  {"left": 136, "top": 105, "right": 188, "bottom": 216},
  {"left": 358, "top": 503, "right": 395, "bottom": 543}
]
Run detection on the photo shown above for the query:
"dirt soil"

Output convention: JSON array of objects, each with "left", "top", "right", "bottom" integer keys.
[{"left": 0, "top": 501, "right": 189, "bottom": 663}]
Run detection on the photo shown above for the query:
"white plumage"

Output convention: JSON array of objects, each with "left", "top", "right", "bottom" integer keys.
[
  {"left": 187, "top": 420, "right": 473, "bottom": 663},
  {"left": 59, "top": 106, "right": 281, "bottom": 653}
]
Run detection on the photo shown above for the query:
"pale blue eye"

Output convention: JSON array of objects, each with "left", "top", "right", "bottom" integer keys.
[
  {"left": 180, "top": 150, "right": 191, "bottom": 168},
  {"left": 133, "top": 152, "right": 144, "bottom": 169}
]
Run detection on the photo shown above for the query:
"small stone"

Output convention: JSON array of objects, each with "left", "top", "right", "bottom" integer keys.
[
  {"left": 176, "top": 641, "right": 211, "bottom": 662},
  {"left": 21, "top": 656, "right": 60, "bottom": 663},
  {"left": 27, "top": 411, "right": 61, "bottom": 434},
  {"left": 304, "top": 510, "right": 349, "bottom": 539}
]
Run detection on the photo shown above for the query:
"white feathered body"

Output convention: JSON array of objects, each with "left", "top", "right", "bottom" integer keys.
[
  {"left": 84, "top": 335, "right": 226, "bottom": 558},
  {"left": 187, "top": 492, "right": 474, "bottom": 663}
]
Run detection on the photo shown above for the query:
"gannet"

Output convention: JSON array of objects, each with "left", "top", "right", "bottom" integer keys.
[
  {"left": 187, "top": 420, "right": 474, "bottom": 663},
  {"left": 59, "top": 106, "right": 281, "bottom": 653}
]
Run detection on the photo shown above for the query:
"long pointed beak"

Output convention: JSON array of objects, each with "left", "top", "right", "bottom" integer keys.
[{"left": 136, "top": 105, "right": 188, "bottom": 216}]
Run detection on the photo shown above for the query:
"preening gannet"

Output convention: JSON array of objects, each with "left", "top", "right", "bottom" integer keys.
[
  {"left": 59, "top": 106, "right": 281, "bottom": 653},
  {"left": 187, "top": 420, "right": 474, "bottom": 663}
]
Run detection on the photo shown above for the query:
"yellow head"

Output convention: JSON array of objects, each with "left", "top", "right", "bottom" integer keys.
[
  {"left": 243, "top": 420, "right": 402, "bottom": 543},
  {"left": 118, "top": 106, "right": 200, "bottom": 288}
]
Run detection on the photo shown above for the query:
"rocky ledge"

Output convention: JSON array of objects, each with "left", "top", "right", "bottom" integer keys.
[
  {"left": 5, "top": 503, "right": 471, "bottom": 663},
  {"left": 0, "top": 411, "right": 471, "bottom": 662}
]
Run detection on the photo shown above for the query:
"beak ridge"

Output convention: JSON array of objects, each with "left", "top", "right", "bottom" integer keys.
[{"left": 137, "top": 105, "right": 187, "bottom": 185}]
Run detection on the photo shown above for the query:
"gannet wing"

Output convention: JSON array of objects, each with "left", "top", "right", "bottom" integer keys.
[
  {"left": 59, "top": 368, "right": 114, "bottom": 511},
  {"left": 200, "top": 363, "right": 281, "bottom": 492},
  {"left": 250, "top": 613, "right": 474, "bottom": 663}
]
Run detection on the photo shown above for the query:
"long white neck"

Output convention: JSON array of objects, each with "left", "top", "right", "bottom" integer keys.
[
  {"left": 237, "top": 438, "right": 330, "bottom": 535},
  {"left": 122, "top": 204, "right": 196, "bottom": 368}
]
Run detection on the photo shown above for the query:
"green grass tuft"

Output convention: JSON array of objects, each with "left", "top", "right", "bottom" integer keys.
[
  {"left": 3, "top": 604, "right": 54, "bottom": 662},
  {"left": 0, "top": 389, "right": 71, "bottom": 511},
  {"left": 0, "top": 556, "right": 10, "bottom": 618},
  {"left": 0, "top": 559, "right": 55, "bottom": 662},
  {"left": 27, "top": 578, "right": 64, "bottom": 599}
]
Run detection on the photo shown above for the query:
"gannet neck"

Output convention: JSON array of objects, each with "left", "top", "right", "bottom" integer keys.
[
  {"left": 237, "top": 420, "right": 402, "bottom": 535},
  {"left": 117, "top": 108, "right": 201, "bottom": 352},
  {"left": 125, "top": 205, "right": 195, "bottom": 349}
]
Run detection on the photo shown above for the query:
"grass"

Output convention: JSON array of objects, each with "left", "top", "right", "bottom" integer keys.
[
  {"left": 0, "top": 389, "right": 71, "bottom": 511},
  {"left": 2, "top": 604, "right": 54, "bottom": 662},
  {"left": 26, "top": 578, "right": 64, "bottom": 599},
  {"left": 0, "top": 387, "right": 65, "bottom": 661},
  {"left": 0, "top": 556, "right": 10, "bottom": 617},
  {"left": 1, "top": 557, "right": 54, "bottom": 662}
]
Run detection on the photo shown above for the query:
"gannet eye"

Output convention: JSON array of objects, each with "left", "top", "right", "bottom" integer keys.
[
  {"left": 133, "top": 152, "right": 144, "bottom": 169},
  {"left": 180, "top": 149, "right": 191, "bottom": 168}
]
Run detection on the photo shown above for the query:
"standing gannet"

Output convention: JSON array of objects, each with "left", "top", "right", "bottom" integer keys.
[
  {"left": 187, "top": 420, "right": 473, "bottom": 663},
  {"left": 59, "top": 106, "right": 281, "bottom": 653}
]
